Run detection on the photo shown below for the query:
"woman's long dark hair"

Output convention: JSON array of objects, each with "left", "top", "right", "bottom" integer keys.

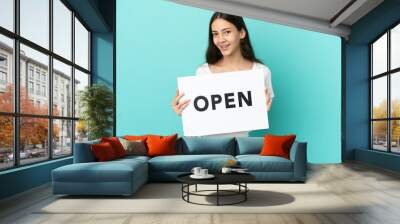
[{"left": 206, "top": 12, "right": 262, "bottom": 65}]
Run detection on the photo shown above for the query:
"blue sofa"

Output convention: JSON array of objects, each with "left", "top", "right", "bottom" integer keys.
[{"left": 52, "top": 136, "right": 307, "bottom": 196}]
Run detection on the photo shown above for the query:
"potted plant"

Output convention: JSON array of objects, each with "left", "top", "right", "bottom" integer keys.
[{"left": 79, "top": 84, "right": 114, "bottom": 140}]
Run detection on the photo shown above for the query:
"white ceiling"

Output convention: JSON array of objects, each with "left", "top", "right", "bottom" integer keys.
[{"left": 167, "top": 0, "right": 384, "bottom": 39}]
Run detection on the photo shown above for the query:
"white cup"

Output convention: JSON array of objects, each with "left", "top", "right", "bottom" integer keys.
[
  {"left": 221, "top": 167, "right": 232, "bottom": 174},
  {"left": 200, "top": 169, "right": 208, "bottom": 176},
  {"left": 191, "top": 167, "right": 202, "bottom": 176}
]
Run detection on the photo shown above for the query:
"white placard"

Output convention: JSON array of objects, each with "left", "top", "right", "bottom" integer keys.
[{"left": 177, "top": 69, "right": 269, "bottom": 136}]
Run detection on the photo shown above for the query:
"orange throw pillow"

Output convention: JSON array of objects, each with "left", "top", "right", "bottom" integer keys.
[
  {"left": 101, "top": 137, "right": 127, "bottom": 158},
  {"left": 124, "top": 135, "right": 149, "bottom": 141},
  {"left": 260, "top": 134, "right": 296, "bottom": 159},
  {"left": 146, "top": 134, "right": 177, "bottom": 157},
  {"left": 91, "top": 142, "right": 117, "bottom": 161}
]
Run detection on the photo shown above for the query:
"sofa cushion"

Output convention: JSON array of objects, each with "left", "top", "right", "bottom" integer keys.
[
  {"left": 53, "top": 159, "right": 147, "bottom": 183},
  {"left": 260, "top": 134, "right": 296, "bottom": 159},
  {"left": 101, "top": 137, "right": 127, "bottom": 158},
  {"left": 147, "top": 134, "right": 177, "bottom": 157},
  {"left": 119, "top": 138, "right": 147, "bottom": 156},
  {"left": 236, "top": 155, "right": 293, "bottom": 172},
  {"left": 236, "top": 137, "right": 263, "bottom": 155},
  {"left": 116, "top": 155, "right": 150, "bottom": 163},
  {"left": 124, "top": 135, "right": 149, "bottom": 141},
  {"left": 148, "top": 154, "right": 235, "bottom": 172},
  {"left": 91, "top": 142, "right": 118, "bottom": 161},
  {"left": 178, "top": 136, "right": 235, "bottom": 155}
]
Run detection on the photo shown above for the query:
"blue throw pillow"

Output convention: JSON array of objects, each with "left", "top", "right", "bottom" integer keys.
[
  {"left": 180, "top": 136, "right": 235, "bottom": 155},
  {"left": 236, "top": 137, "right": 264, "bottom": 155}
]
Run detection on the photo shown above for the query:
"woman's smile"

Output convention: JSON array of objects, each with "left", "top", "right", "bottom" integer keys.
[{"left": 219, "top": 44, "right": 230, "bottom": 52}]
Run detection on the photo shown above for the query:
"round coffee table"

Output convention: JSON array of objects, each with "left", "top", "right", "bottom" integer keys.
[{"left": 177, "top": 173, "right": 255, "bottom": 206}]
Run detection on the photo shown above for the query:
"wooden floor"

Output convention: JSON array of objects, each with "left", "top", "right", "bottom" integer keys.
[{"left": 1, "top": 162, "right": 400, "bottom": 224}]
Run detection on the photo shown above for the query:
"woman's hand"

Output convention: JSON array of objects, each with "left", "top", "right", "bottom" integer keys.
[
  {"left": 172, "top": 90, "right": 190, "bottom": 116},
  {"left": 265, "top": 88, "right": 272, "bottom": 112}
]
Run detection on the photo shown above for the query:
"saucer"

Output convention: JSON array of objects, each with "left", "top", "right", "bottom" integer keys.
[{"left": 190, "top": 174, "right": 215, "bottom": 179}]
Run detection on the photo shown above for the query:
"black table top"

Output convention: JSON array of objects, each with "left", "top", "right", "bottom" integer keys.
[{"left": 177, "top": 172, "right": 255, "bottom": 185}]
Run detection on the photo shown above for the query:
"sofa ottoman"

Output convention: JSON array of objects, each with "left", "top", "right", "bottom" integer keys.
[{"left": 52, "top": 139, "right": 150, "bottom": 195}]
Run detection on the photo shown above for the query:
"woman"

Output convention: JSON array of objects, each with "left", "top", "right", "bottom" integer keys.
[{"left": 172, "top": 12, "right": 274, "bottom": 136}]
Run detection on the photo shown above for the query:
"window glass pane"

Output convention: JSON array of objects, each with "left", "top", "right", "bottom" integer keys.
[
  {"left": 53, "top": 119, "right": 72, "bottom": 157},
  {"left": 53, "top": 59, "right": 72, "bottom": 117},
  {"left": 20, "top": 0, "right": 49, "bottom": 49},
  {"left": 391, "top": 120, "right": 400, "bottom": 153},
  {"left": 372, "top": 33, "right": 387, "bottom": 76},
  {"left": 74, "top": 69, "right": 89, "bottom": 118},
  {"left": 0, "top": 34, "right": 14, "bottom": 112},
  {"left": 392, "top": 72, "right": 400, "bottom": 118},
  {"left": 75, "top": 120, "right": 88, "bottom": 143},
  {"left": 20, "top": 117, "right": 49, "bottom": 165},
  {"left": 20, "top": 44, "right": 49, "bottom": 115},
  {"left": 0, "top": 0, "right": 14, "bottom": 31},
  {"left": 53, "top": 0, "right": 71, "bottom": 60},
  {"left": 0, "top": 116, "right": 13, "bottom": 170},
  {"left": 74, "top": 17, "right": 89, "bottom": 70},
  {"left": 372, "top": 77, "right": 387, "bottom": 119},
  {"left": 372, "top": 121, "right": 388, "bottom": 151},
  {"left": 392, "top": 24, "right": 400, "bottom": 70}
]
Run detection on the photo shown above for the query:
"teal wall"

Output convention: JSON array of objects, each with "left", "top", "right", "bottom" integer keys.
[{"left": 116, "top": 0, "right": 342, "bottom": 163}]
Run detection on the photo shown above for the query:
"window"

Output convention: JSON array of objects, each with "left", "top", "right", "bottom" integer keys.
[
  {"left": 0, "top": 0, "right": 91, "bottom": 170},
  {"left": 0, "top": 116, "right": 13, "bottom": 170},
  {"left": 74, "top": 69, "right": 89, "bottom": 118},
  {"left": 0, "top": 0, "right": 14, "bottom": 32},
  {"left": 53, "top": 119, "right": 72, "bottom": 158},
  {"left": 74, "top": 18, "right": 89, "bottom": 70},
  {"left": 28, "top": 67, "right": 34, "bottom": 80},
  {"left": 53, "top": 59, "right": 71, "bottom": 117},
  {"left": 0, "top": 55, "right": 7, "bottom": 67},
  {"left": 28, "top": 81, "right": 34, "bottom": 94},
  {"left": 53, "top": 0, "right": 72, "bottom": 60},
  {"left": 35, "top": 70, "right": 40, "bottom": 81},
  {"left": 0, "top": 35, "right": 13, "bottom": 111},
  {"left": 371, "top": 23, "right": 400, "bottom": 154},
  {"left": 42, "top": 85, "right": 46, "bottom": 97},
  {"left": 0, "top": 71, "right": 6, "bottom": 84},
  {"left": 36, "top": 83, "right": 40, "bottom": 95},
  {"left": 20, "top": 0, "right": 49, "bottom": 49}
]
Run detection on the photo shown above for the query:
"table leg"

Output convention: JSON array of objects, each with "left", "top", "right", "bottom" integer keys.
[
  {"left": 181, "top": 184, "right": 183, "bottom": 199},
  {"left": 187, "top": 184, "right": 190, "bottom": 202},
  {"left": 217, "top": 184, "right": 219, "bottom": 206},
  {"left": 245, "top": 183, "right": 247, "bottom": 201},
  {"left": 195, "top": 184, "right": 197, "bottom": 192}
]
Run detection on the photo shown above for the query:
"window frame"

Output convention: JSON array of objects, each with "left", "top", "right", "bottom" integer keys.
[
  {"left": 0, "top": 0, "right": 92, "bottom": 171},
  {"left": 370, "top": 21, "right": 400, "bottom": 154}
]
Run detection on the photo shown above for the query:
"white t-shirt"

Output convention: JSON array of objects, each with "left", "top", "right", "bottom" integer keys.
[{"left": 194, "top": 62, "right": 274, "bottom": 137}]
